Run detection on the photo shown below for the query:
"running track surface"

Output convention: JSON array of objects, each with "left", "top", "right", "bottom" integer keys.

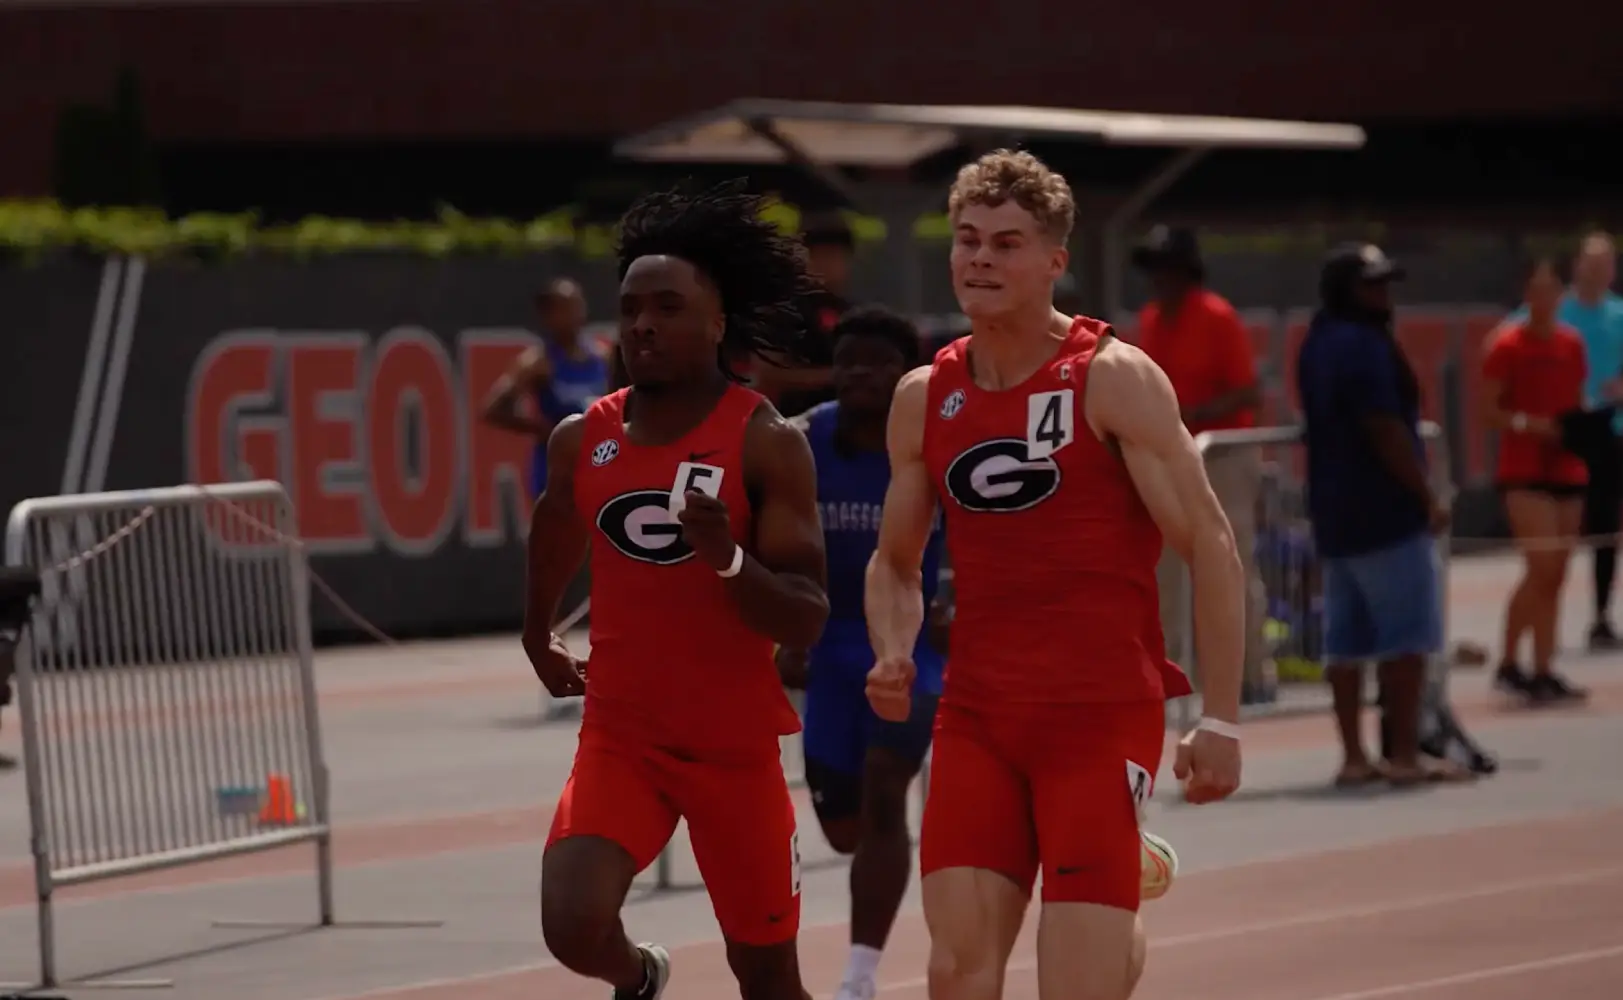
[
  {"left": 366, "top": 809, "right": 1623, "bottom": 1000},
  {"left": 0, "top": 552, "right": 1620, "bottom": 1000}
]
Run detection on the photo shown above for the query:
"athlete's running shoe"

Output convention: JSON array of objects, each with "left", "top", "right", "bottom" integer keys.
[
  {"left": 1140, "top": 830, "right": 1178, "bottom": 902},
  {"left": 612, "top": 943, "right": 671, "bottom": 1000}
]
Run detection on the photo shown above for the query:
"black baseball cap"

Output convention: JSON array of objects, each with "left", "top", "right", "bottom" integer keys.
[
  {"left": 1323, "top": 242, "right": 1405, "bottom": 284},
  {"left": 800, "top": 211, "right": 854, "bottom": 250},
  {"left": 1130, "top": 225, "right": 1205, "bottom": 280},
  {"left": 538, "top": 277, "right": 585, "bottom": 302}
]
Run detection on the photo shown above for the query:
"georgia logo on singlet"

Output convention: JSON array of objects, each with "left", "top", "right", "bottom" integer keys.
[
  {"left": 595, "top": 490, "right": 696, "bottom": 565},
  {"left": 941, "top": 389, "right": 1074, "bottom": 514},
  {"left": 944, "top": 440, "right": 1061, "bottom": 513}
]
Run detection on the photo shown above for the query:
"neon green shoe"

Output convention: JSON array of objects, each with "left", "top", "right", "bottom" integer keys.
[{"left": 1140, "top": 830, "right": 1178, "bottom": 902}]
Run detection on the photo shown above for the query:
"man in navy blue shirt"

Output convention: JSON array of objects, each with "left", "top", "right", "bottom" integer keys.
[{"left": 1297, "top": 244, "right": 1469, "bottom": 786}]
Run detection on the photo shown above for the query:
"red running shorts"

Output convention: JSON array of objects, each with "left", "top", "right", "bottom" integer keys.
[
  {"left": 546, "top": 724, "right": 801, "bottom": 944},
  {"left": 920, "top": 699, "right": 1166, "bottom": 911}
]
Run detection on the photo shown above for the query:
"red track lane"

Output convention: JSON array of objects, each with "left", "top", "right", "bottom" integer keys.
[
  {"left": 309, "top": 808, "right": 1623, "bottom": 1000},
  {"left": 8, "top": 689, "right": 1620, "bottom": 911}
]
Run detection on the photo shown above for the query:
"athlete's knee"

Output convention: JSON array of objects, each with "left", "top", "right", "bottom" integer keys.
[
  {"left": 724, "top": 939, "right": 805, "bottom": 1000},
  {"left": 807, "top": 757, "right": 864, "bottom": 853},
  {"left": 819, "top": 815, "right": 860, "bottom": 855},
  {"left": 923, "top": 883, "right": 1014, "bottom": 999},
  {"left": 927, "top": 938, "right": 1003, "bottom": 1000},
  {"left": 540, "top": 837, "right": 635, "bottom": 972}
]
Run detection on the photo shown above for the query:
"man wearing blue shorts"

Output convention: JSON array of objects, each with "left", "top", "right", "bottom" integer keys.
[
  {"left": 780, "top": 307, "right": 947, "bottom": 1000},
  {"left": 1298, "top": 244, "right": 1471, "bottom": 787}
]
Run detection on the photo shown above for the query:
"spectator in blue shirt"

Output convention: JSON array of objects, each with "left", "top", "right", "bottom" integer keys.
[
  {"left": 1502, "top": 232, "right": 1623, "bottom": 648},
  {"left": 1297, "top": 244, "right": 1469, "bottom": 787}
]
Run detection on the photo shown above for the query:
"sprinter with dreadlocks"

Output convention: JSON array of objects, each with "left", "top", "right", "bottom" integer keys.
[{"left": 523, "top": 180, "right": 829, "bottom": 1000}]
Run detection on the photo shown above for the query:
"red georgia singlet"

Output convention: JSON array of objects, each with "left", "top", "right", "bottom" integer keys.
[
  {"left": 922, "top": 316, "right": 1192, "bottom": 708},
  {"left": 572, "top": 384, "right": 801, "bottom": 751}
]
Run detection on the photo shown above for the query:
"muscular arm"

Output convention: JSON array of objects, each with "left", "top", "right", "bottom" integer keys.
[
  {"left": 520, "top": 415, "right": 588, "bottom": 663},
  {"left": 1087, "top": 341, "right": 1244, "bottom": 723},
  {"left": 728, "top": 406, "right": 830, "bottom": 649},
  {"left": 865, "top": 367, "right": 936, "bottom": 663},
  {"left": 481, "top": 347, "right": 552, "bottom": 436}
]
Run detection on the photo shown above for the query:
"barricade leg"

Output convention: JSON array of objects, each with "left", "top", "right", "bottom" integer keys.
[{"left": 654, "top": 841, "right": 675, "bottom": 891}]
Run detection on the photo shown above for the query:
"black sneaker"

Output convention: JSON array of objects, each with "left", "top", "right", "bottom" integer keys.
[
  {"left": 1528, "top": 672, "right": 1590, "bottom": 704},
  {"left": 613, "top": 944, "right": 671, "bottom": 1000},
  {"left": 1588, "top": 621, "right": 1620, "bottom": 651},
  {"left": 1494, "top": 662, "right": 1532, "bottom": 696}
]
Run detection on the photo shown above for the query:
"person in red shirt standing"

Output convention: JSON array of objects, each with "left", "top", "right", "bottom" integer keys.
[
  {"left": 1131, "top": 227, "right": 1270, "bottom": 703},
  {"left": 865, "top": 150, "right": 1245, "bottom": 1000},
  {"left": 1483, "top": 256, "right": 1593, "bottom": 704},
  {"left": 523, "top": 181, "right": 830, "bottom": 1000}
]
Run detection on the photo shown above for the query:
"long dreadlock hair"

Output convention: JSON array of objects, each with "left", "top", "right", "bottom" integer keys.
[{"left": 615, "top": 179, "right": 824, "bottom": 382}]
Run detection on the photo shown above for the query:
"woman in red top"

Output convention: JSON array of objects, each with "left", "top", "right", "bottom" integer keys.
[{"left": 1481, "top": 256, "right": 1589, "bottom": 700}]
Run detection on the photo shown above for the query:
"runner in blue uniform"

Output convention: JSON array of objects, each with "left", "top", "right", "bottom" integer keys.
[
  {"left": 480, "top": 278, "right": 609, "bottom": 498},
  {"left": 780, "top": 306, "right": 948, "bottom": 1000}
]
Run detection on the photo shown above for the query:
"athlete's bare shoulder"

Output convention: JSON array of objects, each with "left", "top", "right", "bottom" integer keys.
[
  {"left": 547, "top": 412, "right": 589, "bottom": 463},
  {"left": 744, "top": 398, "right": 818, "bottom": 482},
  {"left": 1090, "top": 330, "right": 1155, "bottom": 377},
  {"left": 1084, "top": 335, "right": 1181, "bottom": 439},
  {"left": 745, "top": 395, "right": 803, "bottom": 442},
  {"left": 893, "top": 364, "right": 933, "bottom": 415},
  {"left": 886, "top": 365, "right": 933, "bottom": 459}
]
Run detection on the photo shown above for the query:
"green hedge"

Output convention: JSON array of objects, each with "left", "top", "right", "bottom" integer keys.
[
  {"left": 13, "top": 197, "right": 1565, "bottom": 264},
  {"left": 0, "top": 199, "right": 957, "bottom": 263}
]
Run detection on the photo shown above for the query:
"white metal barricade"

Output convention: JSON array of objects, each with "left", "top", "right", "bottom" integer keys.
[
  {"left": 1169, "top": 423, "right": 1451, "bottom": 732},
  {"left": 3, "top": 481, "right": 433, "bottom": 991}
]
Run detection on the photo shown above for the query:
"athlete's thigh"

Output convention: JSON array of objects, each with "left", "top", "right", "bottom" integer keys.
[
  {"left": 1030, "top": 701, "right": 1166, "bottom": 911},
  {"left": 674, "top": 748, "right": 801, "bottom": 947},
  {"left": 920, "top": 701, "right": 1037, "bottom": 893},
  {"left": 801, "top": 658, "right": 868, "bottom": 825},
  {"left": 864, "top": 688, "right": 939, "bottom": 772},
  {"left": 546, "top": 727, "right": 679, "bottom": 871}
]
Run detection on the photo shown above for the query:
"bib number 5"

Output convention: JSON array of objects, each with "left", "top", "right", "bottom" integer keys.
[
  {"left": 1026, "top": 389, "right": 1075, "bottom": 460},
  {"left": 669, "top": 461, "right": 725, "bottom": 516}
]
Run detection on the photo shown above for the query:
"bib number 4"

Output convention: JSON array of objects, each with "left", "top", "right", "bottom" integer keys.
[{"left": 1026, "top": 389, "right": 1075, "bottom": 460}]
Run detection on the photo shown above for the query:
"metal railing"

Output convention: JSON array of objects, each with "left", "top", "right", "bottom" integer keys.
[
  {"left": 1170, "top": 423, "right": 1451, "bottom": 732},
  {"left": 2, "top": 481, "right": 434, "bottom": 990}
]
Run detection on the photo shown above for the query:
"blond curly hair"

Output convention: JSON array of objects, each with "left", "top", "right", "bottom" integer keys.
[{"left": 947, "top": 149, "right": 1075, "bottom": 244}]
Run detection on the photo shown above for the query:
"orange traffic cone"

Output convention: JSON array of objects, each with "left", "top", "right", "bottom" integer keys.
[{"left": 258, "top": 773, "right": 299, "bottom": 825}]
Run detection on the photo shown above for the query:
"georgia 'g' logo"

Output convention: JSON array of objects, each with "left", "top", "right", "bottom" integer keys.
[
  {"left": 595, "top": 490, "right": 695, "bottom": 565},
  {"left": 943, "top": 438, "right": 1061, "bottom": 513}
]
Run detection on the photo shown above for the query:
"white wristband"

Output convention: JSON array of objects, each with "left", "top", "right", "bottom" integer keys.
[
  {"left": 716, "top": 544, "right": 745, "bottom": 579},
  {"left": 1196, "top": 717, "right": 1241, "bottom": 740}
]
